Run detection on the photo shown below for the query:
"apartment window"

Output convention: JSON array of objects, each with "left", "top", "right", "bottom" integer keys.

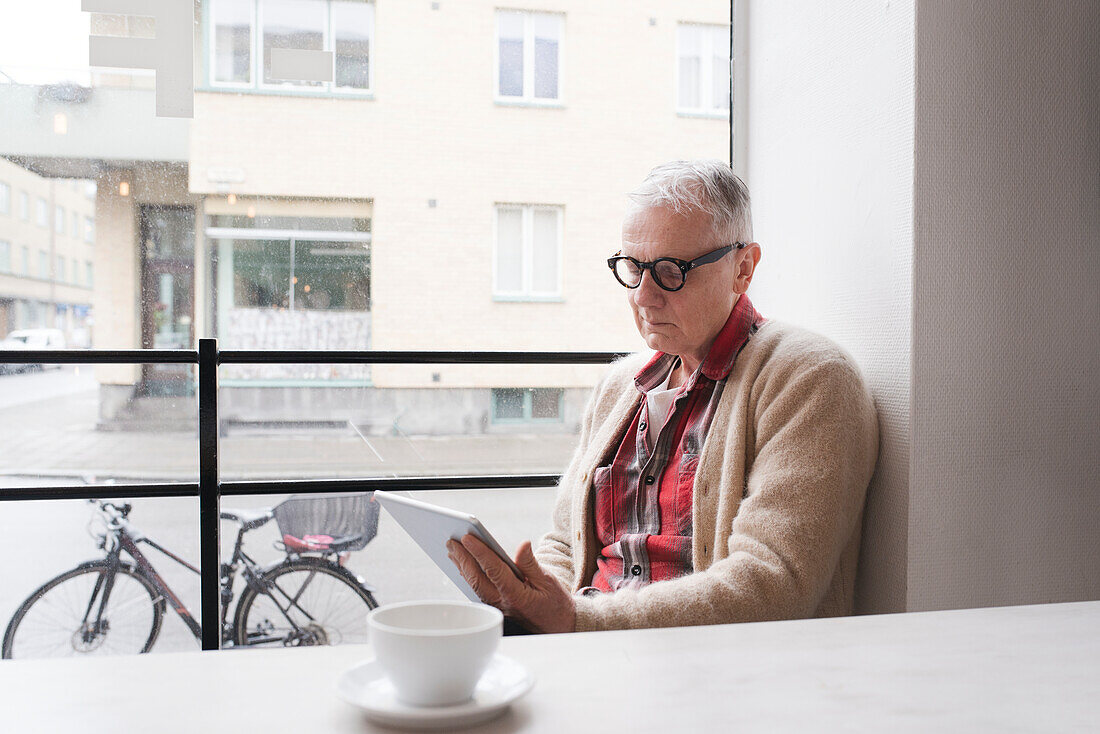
[
  {"left": 55, "top": 206, "right": 66, "bottom": 233},
  {"left": 495, "top": 11, "right": 562, "bottom": 103},
  {"left": 84, "top": 217, "right": 95, "bottom": 244},
  {"left": 71, "top": 258, "right": 79, "bottom": 284},
  {"left": 56, "top": 256, "right": 65, "bottom": 282},
  {"left": 71, "top": 212, "right": 79, "bottom": 238},
  {"left": 0, "top": 182, "right": 9, "bottom": 215},
  {"left": 209, "top": 0, "right": 374, "bottom": 94},
  {"left": 0, "top": 241, "right": 10, "bottom": 272},
  {"left": 21, "top": 246, "right": 29, "bottom": 275},
  {"left": 35, "top": 198, "right": 48, "bottom": 227},
  {"left": 38, "top": 251, "right": 48, "bottom": 278},
  {"left": 677, "top": 24, "right": 730, "bottom": 115},
  {"left": 18, "top": 191, "right": 29, "bottom": 220},
  {"left": 493, "top": 205, "right": 562, "bottom": 299},
  {"left": 491, "top": 387, "right": 563, "bottom": 423},
  {"left": 86, "top": 261, "right": 94, "bottom": 288}
]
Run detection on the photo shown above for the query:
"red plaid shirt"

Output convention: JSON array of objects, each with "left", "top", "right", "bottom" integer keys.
[{"left": 587, "top": 295, "right": 765, "bottom": 593}]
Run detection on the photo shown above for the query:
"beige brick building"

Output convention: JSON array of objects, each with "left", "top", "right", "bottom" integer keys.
[
  {"left": 30, "top": 0, "right": 733, "bottom": 430},
  {"left": 0, "top": 157, "right": 96, "bottom": 344}
]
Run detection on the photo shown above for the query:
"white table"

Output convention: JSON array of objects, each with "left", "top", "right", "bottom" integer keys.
[{"left": 1, "top": 601, "right": 1097, "bottom": 733}]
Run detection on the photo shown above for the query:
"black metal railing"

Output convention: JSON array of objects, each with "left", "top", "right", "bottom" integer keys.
[{"left": 0, "top": 339, "right": 624, "bottom": 650}]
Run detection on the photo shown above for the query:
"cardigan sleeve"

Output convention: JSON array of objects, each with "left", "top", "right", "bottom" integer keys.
[{"left": 571, "top": 352, "right": 879, "bottom": 631}]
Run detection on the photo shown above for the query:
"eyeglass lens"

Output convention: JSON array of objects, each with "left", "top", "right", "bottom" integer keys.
[{"left": 613, "top": 258, "right": 684, "bottom": 290}]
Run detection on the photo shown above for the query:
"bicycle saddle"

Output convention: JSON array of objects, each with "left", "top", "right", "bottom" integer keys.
[{"left": 220, "top": 508, "right": 273, "bottom": 531}]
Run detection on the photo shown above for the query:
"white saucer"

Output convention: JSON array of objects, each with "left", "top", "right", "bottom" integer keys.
[{"left": 336, "top": 654, "right": 535, "bottom": 731}]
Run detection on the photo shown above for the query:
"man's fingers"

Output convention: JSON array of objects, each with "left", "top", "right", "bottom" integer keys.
[
  {"left": 513, "top": 541, "right": 544, "bottom": 580},
  {"left": 447, "top": 539, "right": 500, "bottom": 604},
  {"left": 459, "top": 535, "right": 522, "bottom": 594}
]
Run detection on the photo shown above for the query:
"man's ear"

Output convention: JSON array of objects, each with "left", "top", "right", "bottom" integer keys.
[{"left": 733, "top": 242, "right": 762, "bottom": 294}]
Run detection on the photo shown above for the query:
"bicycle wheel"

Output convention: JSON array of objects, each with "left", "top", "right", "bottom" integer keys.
[
  {"left": 233, "top": 557, "right": 377, "bottom": 648},
  {"left": 2, "top": 562, "right": 165, "bottom": 659}
]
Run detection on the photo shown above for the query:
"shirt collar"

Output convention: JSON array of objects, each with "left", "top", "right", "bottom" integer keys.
[{"left": 634, "top": 294, "right": 765, "bottom": 393}]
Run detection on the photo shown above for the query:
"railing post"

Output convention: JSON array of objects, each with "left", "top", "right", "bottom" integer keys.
[{"left": 198, "top": 338, "right": 220, "bottom": 651}]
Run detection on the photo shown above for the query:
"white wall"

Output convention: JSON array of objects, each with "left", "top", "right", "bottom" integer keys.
[
  {"left": 742, "top": 0, "right": 916, "bottom": 613},
  {"left": 911, "top": 0, "right": 1100, "bottom": 611}
]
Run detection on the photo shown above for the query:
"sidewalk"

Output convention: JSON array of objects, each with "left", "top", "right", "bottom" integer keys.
[{"left": 0, "top": 389, "right": 581, "bottom": 483}]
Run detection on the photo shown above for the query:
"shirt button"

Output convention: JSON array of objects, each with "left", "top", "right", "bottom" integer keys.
[
  {"left": 639, "top": 422, "right": 646, "bottom": 430},
  {"left": 631, "top": 565, "right": 642, "bottom": 576},
  {"left": 644, "top": 476, "right": 655, "bottom": 485}
]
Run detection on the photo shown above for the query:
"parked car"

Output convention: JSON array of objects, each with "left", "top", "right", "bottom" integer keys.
[{"left": 0, "top": 329, "right": 66, "bottom": 374}]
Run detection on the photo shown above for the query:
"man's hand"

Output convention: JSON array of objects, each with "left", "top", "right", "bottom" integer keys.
[{"left": 447, "top": 535, "right": 575, "bottom": 634}]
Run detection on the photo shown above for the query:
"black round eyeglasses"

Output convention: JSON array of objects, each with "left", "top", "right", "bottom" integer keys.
[{"left": 607, "top": 243, "right": 746, "bottom": 292}]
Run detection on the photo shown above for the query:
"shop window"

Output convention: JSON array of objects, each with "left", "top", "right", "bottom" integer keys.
[
  {"left": 491, "top": 388, "right": 563, "bottom": 423},
  {"left": 496, "top": 10, "right": 562, "bottom": 103},
  {"left": 677, "top": 23, "right": 730, "bottom": 115},
  {"left": 494, "top": 204, "right": 561, "bottom": 300}
]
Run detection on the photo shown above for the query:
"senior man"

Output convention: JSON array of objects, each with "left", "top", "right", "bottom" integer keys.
[{"left": 448, "top": 160, "right": 878, "bottom": 633}]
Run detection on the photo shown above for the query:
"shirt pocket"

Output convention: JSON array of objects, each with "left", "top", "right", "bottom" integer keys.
[
  {"left": 675, "top": 453, "right": 699, "bottom": 535},
  {"left": 592, "top": 465, "right": 615, "bottom": 543}
]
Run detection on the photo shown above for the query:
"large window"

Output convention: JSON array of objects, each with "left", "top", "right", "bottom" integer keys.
[
  {"left": 496, "top": 10, "right": 562, "bottom": 103},
  {"left": 209, "top": 0, "right": 374, "bottom": 93},
  {"left": 677, "top": 23, "right": 730, "bottom": 115},
  {"left": 494, "top": 204, "right": 562, "bottom": 300}
]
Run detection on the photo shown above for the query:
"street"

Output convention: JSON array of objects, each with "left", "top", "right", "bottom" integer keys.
[{"left": 0, "top": 369, "right": 570, "bottom": 655}]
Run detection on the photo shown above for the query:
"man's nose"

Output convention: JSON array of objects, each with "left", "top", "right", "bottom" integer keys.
[{"left": 631, "top": 268, "right": 666, "bottom": 307}]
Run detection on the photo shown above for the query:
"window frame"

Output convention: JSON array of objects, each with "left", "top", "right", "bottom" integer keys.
[
  {"left": 206, "top": 0, "right": 375, "bottom": 97},
  {"left": 676, "top": 22, "right": 731, "bottom": 118},
  {"left": 493, "top": 9, "right": 565, "bottom": 107},
  {"left": 491, "top": 203, "right": 564, "bottom": 302}
]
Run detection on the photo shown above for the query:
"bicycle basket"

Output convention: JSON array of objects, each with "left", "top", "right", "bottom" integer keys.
[{"left": 272, "top": 492, "right": 379, "bottom": 553}]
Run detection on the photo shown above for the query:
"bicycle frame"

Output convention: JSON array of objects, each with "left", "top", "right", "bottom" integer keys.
[{"left": 107, "top": 527, "right": 204, "bottom": 640}]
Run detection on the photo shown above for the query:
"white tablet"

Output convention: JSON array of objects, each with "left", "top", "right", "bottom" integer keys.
[{"left": 373, "top": 490, "right": 525, "bottom": 602}]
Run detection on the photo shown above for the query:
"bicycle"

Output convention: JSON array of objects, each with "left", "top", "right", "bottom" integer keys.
[{"left": 2, "top": 492, "right": 381, "bottom": 659}]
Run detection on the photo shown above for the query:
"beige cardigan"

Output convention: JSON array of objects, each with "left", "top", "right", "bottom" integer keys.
[{"left": 534, "top": 320, "right": 879, "bottom": 632}]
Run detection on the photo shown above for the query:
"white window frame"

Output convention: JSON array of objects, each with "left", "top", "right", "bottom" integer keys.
[
  {"left": 208, "top": 0, "right": 374, "bottom": 96},
  {"left": 493, "top": 10, "right": 564, "bottom": 106},
  {"left": 676, "top": 23, "right": 731, "bottom": 117},
  {"left": 492, "top": 204, "right": 563, "bottom": 301}
]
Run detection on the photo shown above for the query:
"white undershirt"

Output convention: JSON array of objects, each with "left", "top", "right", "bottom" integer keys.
[{"left": 644, "top": 367, "right": 680, "bottom": 450}]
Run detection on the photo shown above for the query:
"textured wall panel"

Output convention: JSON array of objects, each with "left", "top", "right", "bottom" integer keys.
[
  {"left": 744, "top": 0, "right": 915, "bottom": 613},
  {"left": 912, "top": 0, "right": 1100, "bottom": 610}
]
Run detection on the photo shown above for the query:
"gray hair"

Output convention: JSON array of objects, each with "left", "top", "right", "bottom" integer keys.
[{"left": 628, "top": 160, "right": 753, "bottom": 243}]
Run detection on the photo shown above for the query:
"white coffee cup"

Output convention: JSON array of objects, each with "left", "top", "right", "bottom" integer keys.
[{"left": 368, "top": 601, "right": 503, "bottom": 707}]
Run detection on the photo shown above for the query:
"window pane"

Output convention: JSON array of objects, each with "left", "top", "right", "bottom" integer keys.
[
  {"left": 533, "top": 15, "right": 560, "bottom": 99},
  {"left": 263, "top": 0, "right": 326, "bottom": 87},
  {"left": 333, "top": 1, "right": 372, "bottom": 90},
  {"left": 227, "top": 239, "right": 292, "bottom": 308},
  {"left": 495, "top": 207, "right": 523, "bottom": 292},
  {"left": 0, "top": 241, "right": 10, "bottom": 272},
  {"left": 678, "top": 25, "right": 702, "bottom": 109},
  {"left": 531, "top": 208, "right": 559, "bottom": 294},
  {"left": 711, "top": 27, "right": 730, "bottom": 111},
  {"left": 0, "top": 182, "right": 9, "bottom": 215},
  {"left": 493, "top": 388, "right": 525, "bottom": 420},
  {"left": 213, "top": 0, "right": 253, "bottom": 84},
  {"left": 292, "top": 240, "right": 370, "bottom": 311},
  {"left": 530, "top": 388, "right": 561, "bottom": 419},
  {"left": 497, "top": 12, "right": 524, "bottom": 97}
]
